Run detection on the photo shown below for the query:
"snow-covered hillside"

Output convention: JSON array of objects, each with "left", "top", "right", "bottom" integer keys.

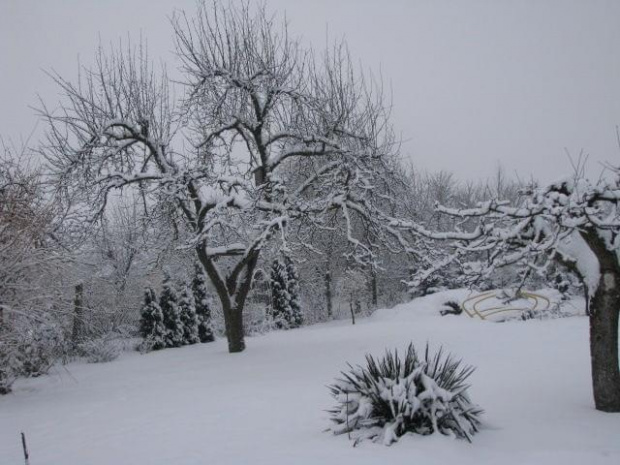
[{"left": 1, "top": 290, "right": 618, "bottom": 465}]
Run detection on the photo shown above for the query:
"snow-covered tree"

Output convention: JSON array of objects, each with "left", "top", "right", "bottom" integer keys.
[
  {"left": 270, "top": 258, "right": 291, "bottom": 329},
  {"left": 40, "top": 1, "right": 397, "bottom": 352},
  {"left": 178, "top": 284, "right": 199, "bottom": 345},
  {"left": 139, "top": 287, "right": 166, "bottom": 350},
  {"left": 338, "top": 267, "right": 368, "bottom": 324},
  {"left": 0, "top": 149, "right": 62, "bottom": 324},
  {"left": 284, "top": 255, "right": 303, "bottom": 328},
  {"left": 395, "top": 168, "right": 620, "bottom": 412},
  {"left": 0, "top": 148, "right": 70, "bottom": 391},
  {"left": 269, "top": 254, "right": 303, "bottom": 329},
  {"left": 91, "top": 199, "right": 153, "bottom": 329},
  {"left": 160, "top": 275, "right": 183, "bottom": 348},
  {"left": 192, "top": 264, "right": 214, "bottom": 343}
]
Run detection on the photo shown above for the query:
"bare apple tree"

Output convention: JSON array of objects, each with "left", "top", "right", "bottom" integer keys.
[
  {"left": 0, "top": 146, "right": 70, "bottom": 393},
  {"left": 391, "top": 168, "right": 620, "bottom": 412},
  {"left": 0, "top": 148, "right": 61, "bottom": 323},
  {"left": 40, "top": 1, "right": 397, "bottom": 353}
]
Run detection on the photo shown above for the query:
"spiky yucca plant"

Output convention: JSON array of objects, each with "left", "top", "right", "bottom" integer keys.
[{"left": 328, "top": 343, "right": 482, "bottom": 445}]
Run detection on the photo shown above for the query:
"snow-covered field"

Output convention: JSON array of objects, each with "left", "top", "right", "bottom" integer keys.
[{"left": 1, "top": 290, "right": 619, "bottom": 465}]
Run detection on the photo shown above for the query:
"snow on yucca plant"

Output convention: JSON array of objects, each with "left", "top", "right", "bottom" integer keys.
[{"left": 328, "top": 343, "right": 482, "bottom": 445}]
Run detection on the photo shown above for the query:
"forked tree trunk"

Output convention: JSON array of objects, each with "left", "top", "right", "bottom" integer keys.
[
  {"left": 581, "top": 229, "right": 620, "bottom": 412},
  {"left": 197, "top": 246, "right": 258, "bottom": 353}
]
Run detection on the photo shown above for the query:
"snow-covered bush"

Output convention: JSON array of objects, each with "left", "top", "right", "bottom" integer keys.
[
  {"left": 440, "top": 301, "right": 463, "bottom": 316},
  {"left": 137, "top": 335, "right": 160, "bottom": 354},
  {"left": 160, "top": 274, "right": 184, "bottom": 348},
  {"left": 518, "top": 301, "right": 573, "bottom": 321},
  {"left": 337, "top": 267, "right": 369, "bottom": 323},
  {"left": 139, "top": 287, "right": 166, "bottom": 351},
  {"left": 0, "top": 336, "right": 21, "bottom": 394},
  {"left": 192, "top": 264, "right": 214, "bottom": 343},
  {"left": 270, "top": 257, "right": 291, "bottom": 329},
  {"left": 17, "top": 320, "right": 65, "bottom": 378},
  {"left": 284, "top": 256, "right": 303, "bottom": 328},
  {"left": 0, "top": 317, "right": 66, "bottom": 393},
  {"left": 269, "top": 255, "right": 303, "bottom": 329},
  {"left": 328, "top": 343, "right": 482, "bottom": 445},
  {"left": 178, "top": 284, "right": 200, "bottom": 345},
  {"left": 78, "top": 337, "right": 122, "bottom": 363}
]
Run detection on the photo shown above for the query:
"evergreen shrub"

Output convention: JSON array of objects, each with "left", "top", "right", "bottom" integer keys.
[{"left": 328, "top": 343, "right": 482, "bottom": 445}]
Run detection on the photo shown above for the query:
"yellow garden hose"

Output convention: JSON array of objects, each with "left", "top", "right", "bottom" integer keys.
[{"left": 461, "top": 291, "right": 550, "bottom": 320}]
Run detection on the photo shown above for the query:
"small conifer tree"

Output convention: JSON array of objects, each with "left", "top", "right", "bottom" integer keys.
[
  {"left": 192, "top": 264, "right": 215, "bottom": 343},
  {"left": 160, "top": 274, "right": 184, "bottom": 348},
  {"left": 179, "top": 284, "right": 200, "bottom": 345},
  {"left": 139, "top": 287, "right": 166, "bottom": 350},
  {"left": 270, "top": 257, "right": 291, "bottom": 329},
  {"left": 284, "top": 255, "right": 303, "bottom": 328}
]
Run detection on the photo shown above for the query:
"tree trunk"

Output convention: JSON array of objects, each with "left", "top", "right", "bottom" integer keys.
[
  {"left": 581, "top": 229, "right": 620, "bottom": 412},
  {"left": 349, "top": 297, "right": 355, "bottom": 325},
  {"left": 370, "top": 268, "right": 378, "bottom": 309},
  {"left": 223, "top": 301, "right": 246, "bottom": 353},
  {"left": 72, "top": 283, "right": 84, "bottom": 347},
  {"left": 589, "top": 270, "right": 620, "bottom": 412},
  {"left": 196, "top": 245, "right": 258, "bottom": 353},
  {"left": 325, "top": 270, "right": 333, "bottom": 319}
]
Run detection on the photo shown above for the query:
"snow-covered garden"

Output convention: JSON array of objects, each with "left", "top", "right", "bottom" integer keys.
[
  {"left": 1, "top": 290, "right": 618, "bottom": 464},
  {"left": 2, "top": 1, "right": 620, "bottom": 463}
]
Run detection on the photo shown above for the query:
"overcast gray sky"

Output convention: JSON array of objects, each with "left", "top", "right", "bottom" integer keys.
[{"left": 1, "top": 0, "right": 619, "bottom": 183}]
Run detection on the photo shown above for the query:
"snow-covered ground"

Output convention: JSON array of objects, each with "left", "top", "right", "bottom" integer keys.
[{"left": 1, "top": 290, "right": 619, "bottom": 465}]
